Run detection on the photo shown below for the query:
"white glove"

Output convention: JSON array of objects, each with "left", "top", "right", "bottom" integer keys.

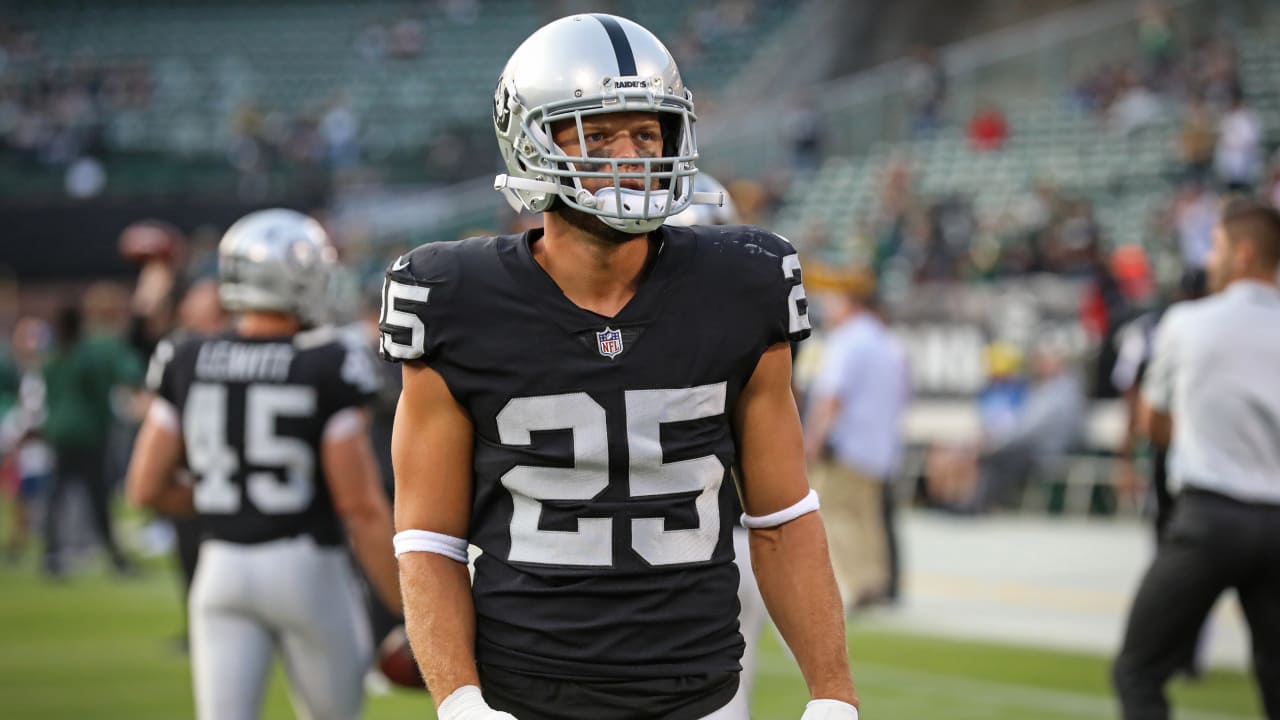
[
  {"left": 801, "top": 698, "right": 860, "bottom": 720},
  {"left": 437, "top": 685, "right": 519, "bottom": 720}
]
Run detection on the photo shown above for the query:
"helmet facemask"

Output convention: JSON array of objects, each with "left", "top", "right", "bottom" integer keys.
[
  {"left": 496, "top": 79, "right": 702, "bottom": 235},
  {"left": 493, "top": 14, "right": 724, "bottom": 235}
]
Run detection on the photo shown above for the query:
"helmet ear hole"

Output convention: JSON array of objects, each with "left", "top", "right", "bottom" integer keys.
[{"left": 659, "top": 114, "right": 681, "bottom": 158}]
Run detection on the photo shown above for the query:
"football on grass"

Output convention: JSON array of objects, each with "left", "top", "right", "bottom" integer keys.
[{"left": 378, "top": 626, "right": 427, "bottom": 690}]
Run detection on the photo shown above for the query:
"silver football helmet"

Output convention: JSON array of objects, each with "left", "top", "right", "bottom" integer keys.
[
  {"left": 664, "top": 173, "right": 738, "bottom": 226},
  {"left": 218, "top": 208, "right": 336, "bottom": 326},
  {"left": 492, "top": 14, "right": 722, "bottom": 234}
]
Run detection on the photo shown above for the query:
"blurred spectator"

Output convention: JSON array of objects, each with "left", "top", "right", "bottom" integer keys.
[
  {"left": 782, "top": 94, "right": 823, "bottom": 177},
  {"left": 956, "top": 342, "right": 1086, "bottom": 513},
  {"left": 228, "top": 102, "right": 269, "bottom": 200},
  {"left": 921, "top": 196, "right": 975, "bottom": 282},
  {"left": 0, "top": 39, "right": 152, "bottom": 189},
  {"left": 978, "top": 343, "right": 1030, "bottom": 441},
  {"left": 1, "top": 316, "right": 52, "bottom": 561},
  {"left": 120, "top": 220, "right": 188, "bottom": 360},
  {"left": 1190, "top": 36, "right": 1239, "bottom": 113},
  {"left": 871, "top": 157, "right": 918, "bottom": 274},
  {"left": 1108, "top": 71, "right": 1163, "bottom": 136},
  {"left": 967, "top": 102, "right": 1009, "bottom": 151},
  {"left": 1071, "top": 62, "right": 1121, "bottom": 116},
  {"left": 1068, "top": 219, "right": 1131, "bottom": 398},
  {"left": 904, "top": 47, "right": 946, "bottom": 139},
  {"left": 321, "top": 93, "right": 361, "bottom": 172},
  {"left": 1009, "top": 181, "right": 1066, "bottom": 273},
  {"left": 41, "top": 292, "right": 143, "bottom": 578},
  {"left": 1110, "top": 267, "right": 1207, "bottom": 538},
  {"left": 1176, "top": 93, "right": 1215, "bottom": 184},
  {"left": 926, "top": 342, "right": 1028, "bottom": 510},
  {"left": 1214, "top": 86, "right": 1262, "bottom": 192},
  {"left": 1173, "top": 181, "right": 1218, "bottom": 270},
  {"left": 1075, "top": 230, "right": 1126, "bottom": 335},
  {"left": 1111, "top": 244, "right": 1155, "bottom": 304},
  {"left": 176, "top": 279, "right": 226, "bottom": 335},
  {"left": 1137, "top": 1, "right": 1176, "bottom": 84},
  {"left": 804, "top": 273, "right": 911, "bottom": 610}
]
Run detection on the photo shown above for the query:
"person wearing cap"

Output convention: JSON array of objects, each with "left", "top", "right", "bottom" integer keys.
[{"left": 804, "top": 269, "right": 911, "bottom": 610}]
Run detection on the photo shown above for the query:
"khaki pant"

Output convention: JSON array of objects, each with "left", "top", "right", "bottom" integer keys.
[{"left": 813, "top": 460, "right": 888, "bottom": 608}]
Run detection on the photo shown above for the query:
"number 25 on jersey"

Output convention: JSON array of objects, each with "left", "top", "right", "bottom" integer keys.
[{"left": 499, "top": 383, "right": 726, "bottom": 568}]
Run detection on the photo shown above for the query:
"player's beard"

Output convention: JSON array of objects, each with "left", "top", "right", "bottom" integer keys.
[{"left": 554, "top": 204, "right": 646, "bottom": 246}]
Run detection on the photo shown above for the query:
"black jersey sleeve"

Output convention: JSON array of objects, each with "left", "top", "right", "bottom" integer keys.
[
  {"left": 290, "top": 328, "right": 383, "bottom": 425},
  {"left": 145, "top": 334, "right": 194, "bottom": 406},
  {"left": 145, "top": 338, "right": 175, "bottom": 398},
  {"left": 715, "top": 226, "right": 812, "bottom": 346},
  {"left": 331, "top": 336, "right": 382, "bottom": 413},
  {"left": 378, "top": 242, "right": 460, "bottom": 364}
]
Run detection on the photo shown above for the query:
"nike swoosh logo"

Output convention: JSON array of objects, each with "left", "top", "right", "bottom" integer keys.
[{"left": 391, "top": 255, "right": 410, "bottom": 271}]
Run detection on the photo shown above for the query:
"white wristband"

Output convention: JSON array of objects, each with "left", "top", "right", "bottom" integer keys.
[
  {"left": 393, "top": 529, "right": 468, "bottom": 563},
  {"left": 801, "top": 698, "right": 859, "bottom": 720},
  {"left": 437, "top": 685, "right": 518, "bottom": 720},
  {"left": 322, "top": 407, "right": 365, "bottom": 441},
  {"left": 147, "top": 396, "right": 179, "bottom": 432},
  {"left": 741, "top": 488, "right": 820, "bottom": 528}
]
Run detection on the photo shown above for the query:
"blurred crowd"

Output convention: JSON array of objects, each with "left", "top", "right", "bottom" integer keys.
[
  {"left": 0, "top": 22, "right": 151, "bottom": 198},
  {"left": 0, "top": 0, "right": 783, "bottom": 202}
]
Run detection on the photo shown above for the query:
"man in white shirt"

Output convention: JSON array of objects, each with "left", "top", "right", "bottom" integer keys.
[
  {"left": 805, "top": 279, "right": 911, "bottom": 610},
  {"left": 1112, "top": 198, "right": 1280, "bottom": 720}
]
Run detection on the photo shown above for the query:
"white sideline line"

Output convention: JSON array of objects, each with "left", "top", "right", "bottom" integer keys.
[{"left": 756, "top": 654, "right": 1255, "bottom": 720}]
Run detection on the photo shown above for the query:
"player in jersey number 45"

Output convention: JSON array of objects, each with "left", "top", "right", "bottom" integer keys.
[
  {"left": 127, "top": 209, "right": 402, "bottom": 720},
  {"left": 382, "top": 13, "right": 859, "bottom": 720}
]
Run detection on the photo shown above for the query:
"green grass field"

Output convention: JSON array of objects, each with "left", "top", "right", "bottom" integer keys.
[{"left": 0, "top": 558, "right": 1264, "bottom": 719}]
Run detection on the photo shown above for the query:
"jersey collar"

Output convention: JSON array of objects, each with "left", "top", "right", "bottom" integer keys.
[{"left": 502, "top": 226, "right": 694, "bottom": 332}]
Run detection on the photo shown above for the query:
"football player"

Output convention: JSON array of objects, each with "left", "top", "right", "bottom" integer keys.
[
  {"left": 126, "top": 209, "right": 402, "bottom": 720},
  {"left": 383, "top": 14, "right": 859, "bottom": 720},
  {"left": 665, "top": 174, "right": 767, "bottom": 718}
]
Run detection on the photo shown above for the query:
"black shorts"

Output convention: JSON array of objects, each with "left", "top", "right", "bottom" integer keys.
[{"left": 478, "top": 663, "right": 738, "bottom": 720}]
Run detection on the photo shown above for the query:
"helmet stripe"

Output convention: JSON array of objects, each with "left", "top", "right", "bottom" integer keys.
[{"left": 592, "top": 14, "right": 637, "bottom": 77}]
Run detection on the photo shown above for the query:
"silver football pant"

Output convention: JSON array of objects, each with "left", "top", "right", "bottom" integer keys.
[{"left": 189, "top": 536, "right": 371, "bottom": 720}]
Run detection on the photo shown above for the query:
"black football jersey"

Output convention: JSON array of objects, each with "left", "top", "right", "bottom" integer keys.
[
  {"left": 379, "top": 225, "right": 810, "bottom": 680},
  {"left": 149, "top": 327, "right": 381, "bottom": 545}
]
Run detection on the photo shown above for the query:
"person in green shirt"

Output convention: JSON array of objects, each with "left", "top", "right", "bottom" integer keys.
[{"left": 42, "top": 304, "right": 143, "bottom": 578}]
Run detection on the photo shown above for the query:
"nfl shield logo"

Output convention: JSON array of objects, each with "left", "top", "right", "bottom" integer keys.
[{"left": 596, "top": 327, "right": 624, "bottom": 359}]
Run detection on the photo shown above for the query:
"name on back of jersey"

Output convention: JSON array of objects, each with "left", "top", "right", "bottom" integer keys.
[{"left": 195, "top": 341, "right": 295, "bottom": 383}]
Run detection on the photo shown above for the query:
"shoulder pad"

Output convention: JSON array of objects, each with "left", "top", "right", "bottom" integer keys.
[
  {"left": 699, "top": 225, "right": 811, "bottom": 344},
  {"left": 379, "top": 240, "right": 473, "bottom": 362},
  {"left": 293, "top": 324, "right": 339, "bottom": 351}
]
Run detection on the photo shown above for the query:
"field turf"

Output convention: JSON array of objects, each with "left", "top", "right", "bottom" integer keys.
[{"left": 0, "top": 557, "right": 1263, "bottom": 719}]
